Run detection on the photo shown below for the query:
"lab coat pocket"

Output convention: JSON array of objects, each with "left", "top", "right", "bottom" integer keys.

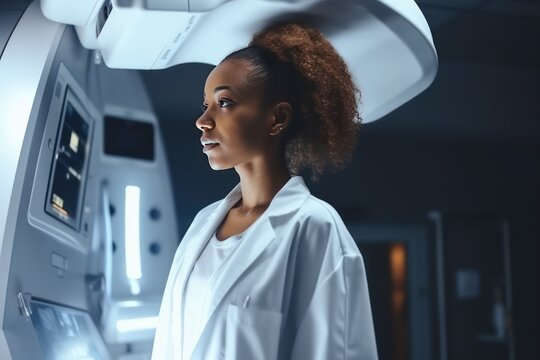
[{"left": 225, "top": 303, "right": 282, "bottom": 360}]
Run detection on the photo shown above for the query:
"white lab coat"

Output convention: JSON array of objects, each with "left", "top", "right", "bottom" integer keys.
[{"left": 151, "top": 175, "right": 378, "bottom": 360}]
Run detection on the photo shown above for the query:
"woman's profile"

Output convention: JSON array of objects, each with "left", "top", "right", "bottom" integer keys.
[{"left": 152, "top": 21, "right": 378, "bottom": 360}]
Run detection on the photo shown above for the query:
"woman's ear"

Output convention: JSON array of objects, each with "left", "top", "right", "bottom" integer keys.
[{"left": 269, "top": 101, "right": 292, "bottom": 136}]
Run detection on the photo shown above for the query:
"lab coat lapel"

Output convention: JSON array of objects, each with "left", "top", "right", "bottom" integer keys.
[
  {"left": 204, "top": 217, "right": 276, "bottom": 319},
  {"left": 188, "top": 217, "right": 277, "bottom": 360},
  {"left": 194, "top": 176, "right": 311, "bottom": 347},
  {"left": 174, "top": 183, "right": 243, "bottom": 331}
]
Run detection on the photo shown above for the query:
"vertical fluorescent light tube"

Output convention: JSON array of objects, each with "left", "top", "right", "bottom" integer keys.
[{"left": 125, "top": 185, "right": 142, "bottom": 280}]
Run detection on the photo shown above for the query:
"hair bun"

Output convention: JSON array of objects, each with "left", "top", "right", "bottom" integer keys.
[
  {"left": 225, "top": 21, "right": 361, "bottom": 180},
  {"left": 250, "top": 22, "right": 317, "bottom": 64}
]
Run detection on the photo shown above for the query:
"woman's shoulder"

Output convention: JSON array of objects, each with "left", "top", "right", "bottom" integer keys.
[
  {"left": 294, "top": 193, "right": 361, "bottom": 257},
  {"left": 297, "top": 194, "right": 345, "bottom": 228}
]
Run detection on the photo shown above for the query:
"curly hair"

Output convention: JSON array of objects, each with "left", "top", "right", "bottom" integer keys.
[{"left": 222, "top": 22, "right": 362, "bottom": 181}]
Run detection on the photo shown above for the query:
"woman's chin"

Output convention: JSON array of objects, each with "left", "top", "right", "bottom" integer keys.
[{"left": 207, "top": 159, "right": 232, "bottom": 171}]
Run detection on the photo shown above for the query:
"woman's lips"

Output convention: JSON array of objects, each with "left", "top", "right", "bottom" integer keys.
[{"left": 202, "top": 143, "right": 219, "bottom": 153}]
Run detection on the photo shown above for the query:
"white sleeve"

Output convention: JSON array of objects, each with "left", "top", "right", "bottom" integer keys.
[{"left": 290, "top": 253, "right": 379, "bottom": 360}]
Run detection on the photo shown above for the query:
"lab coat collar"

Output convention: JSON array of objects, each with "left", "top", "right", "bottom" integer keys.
[
  {"left": 220, "top": 174, "right": 310, "bottom": 220},
  {"left": 175, "top": 175, "right": 310, "bottom": 355},
  {"left": 195, "top": 175, "right": 311, "bottom": 237}
]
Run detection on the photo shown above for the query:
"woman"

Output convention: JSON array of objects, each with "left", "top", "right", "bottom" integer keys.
[{"left": 152, "top": 22, "right": 378, "bottom": 360}]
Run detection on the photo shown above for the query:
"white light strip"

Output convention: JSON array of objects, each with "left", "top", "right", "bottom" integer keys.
[
  {"left": 125, "top": 185, "right": 142, "bottom": 280},
  {"left": 116, "top": 316, "right": 158, "bottom": 333},
  {"left": 129, "top": 279, "right": 141, "bottom": 296}
]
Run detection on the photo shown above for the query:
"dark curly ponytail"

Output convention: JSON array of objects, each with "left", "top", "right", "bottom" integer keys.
[{"left": 222, "top": 21, "right": 362, "bottom": 181}]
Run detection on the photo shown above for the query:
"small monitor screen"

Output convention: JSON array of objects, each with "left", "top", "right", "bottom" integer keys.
[
  {"left": 104, "top": 116, "right": 154, "bottom": 161},
  {"left": 45, "top": 90, "right": 91, "bottom": 230},
  {"left": 30, "top": 299, "right": 111, "bottom": 360}
]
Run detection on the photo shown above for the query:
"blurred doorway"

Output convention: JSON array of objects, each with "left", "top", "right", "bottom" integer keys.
[
  {"left": 429, "top": 212, "right": 515, "bottom": 360},
  {"left": 348, "top": 223, "right": 433, "bottom": 360}
]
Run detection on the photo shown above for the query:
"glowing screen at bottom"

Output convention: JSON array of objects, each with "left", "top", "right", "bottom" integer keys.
[{"left": 29, "top": 300, "right": 111, "bottom": 360}]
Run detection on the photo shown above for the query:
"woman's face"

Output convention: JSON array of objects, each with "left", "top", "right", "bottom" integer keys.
[{"left": 196, "top": 59, "right": 276, "bottom": 170}]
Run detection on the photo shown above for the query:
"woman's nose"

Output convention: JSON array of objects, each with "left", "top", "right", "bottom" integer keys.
[{"left": 195, "top": 113, "right": 214, "bottom": 131}]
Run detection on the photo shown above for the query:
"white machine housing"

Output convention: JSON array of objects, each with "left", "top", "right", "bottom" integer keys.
[
  {"left": 39, "top": 0, "right": 439, "bottom": 123},
  {"left": 0, "top": 2, "right": 179, "bottom": 359}
]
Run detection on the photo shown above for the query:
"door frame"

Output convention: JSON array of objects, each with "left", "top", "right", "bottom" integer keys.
[{"left": 347, "top": 222, "right": 433, "bottom": 360}]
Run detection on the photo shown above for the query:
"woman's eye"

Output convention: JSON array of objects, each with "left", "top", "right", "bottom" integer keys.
[
  {"left": 218, "top": 99, "right": 232, "bottom": 108},
  {"left": 200, "top": 99, "right": 232, "bottom": 113}
]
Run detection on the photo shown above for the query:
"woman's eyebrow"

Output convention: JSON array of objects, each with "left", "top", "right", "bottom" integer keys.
[{"left": 203, "top": 85, "right": 240, "bottom": 98}]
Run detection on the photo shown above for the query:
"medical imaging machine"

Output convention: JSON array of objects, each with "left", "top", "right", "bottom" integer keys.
[{"left": 0, "top": 0, "right": 437, "bottom": 358}]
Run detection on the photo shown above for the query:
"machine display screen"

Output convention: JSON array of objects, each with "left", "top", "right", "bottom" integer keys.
[
  {"left": 104, "top": 115, "right": 155, "bottom": 161},
  {"left": 45, "top": 89, "right": 91, "bottom": 230},
  {"left": 30, "top": 299, "right": 111, "bottom": 360}
]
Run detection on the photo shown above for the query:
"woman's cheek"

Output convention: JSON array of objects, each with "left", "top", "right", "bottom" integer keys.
[{"left": 241, "top": 122, "right": 268, "bottom": 151}]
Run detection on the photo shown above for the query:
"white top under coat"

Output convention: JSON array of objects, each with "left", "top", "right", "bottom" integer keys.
[{"left": 180, "top": 229, "right": 246, "bottom": 360}]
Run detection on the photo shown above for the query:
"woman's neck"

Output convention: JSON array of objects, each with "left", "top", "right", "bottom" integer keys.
[{"left": 234, "top": 155, "right": 291, "bottom": 212}]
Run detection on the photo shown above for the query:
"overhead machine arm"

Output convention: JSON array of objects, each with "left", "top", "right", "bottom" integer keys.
[{"left": 40, "top": 0, "right": 438, "bottom": 123}]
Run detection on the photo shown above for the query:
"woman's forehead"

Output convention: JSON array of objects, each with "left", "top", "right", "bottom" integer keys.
[{"left": 204, "top": 59, "right": 253, "bottom": 96}]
